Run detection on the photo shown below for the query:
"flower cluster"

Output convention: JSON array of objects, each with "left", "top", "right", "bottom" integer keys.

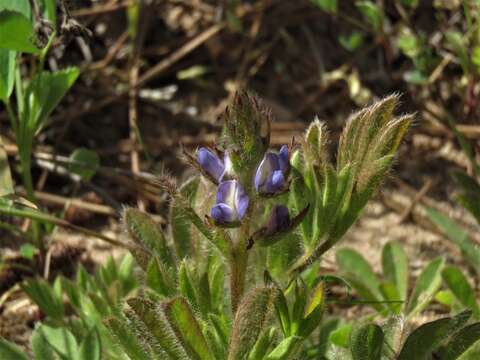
[{"left": 196, "top": 145, "right": 303, "bottom": 239}]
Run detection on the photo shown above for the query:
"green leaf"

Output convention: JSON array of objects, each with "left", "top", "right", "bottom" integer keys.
[
  {"left": 339, "top": 32, "right": 364, "bottom": 51},
  {"left": 228, "top": 286, "right": 276, "bottom": 360},
  {"left": 39, "top": 0, "right": 56, "bottom": 24},
  {"left": 379, "top": 282, "right": 402, "bottom": 314},
  {"left": 435, "top": 289, "right": 456, "bottom": 308},
  {"left": 0, "top": 338, "right": 29, "bottom": 360},
  {"left": 356, "top": 1, "right": 383, "bottom": 32},
  {"left": 473, "top": 46, "right": 480, "bottom": 73},
  {"left": 146, "top": 257, "right": 176, "bottom": 297},
  {"left": 31, "top": 326, "right": 55, "bottom": 360},
  {"left": 21, "top": 68, "right": 79, "bottom": 140},
  {"left": 330, "top": 323, "right": 353, "bottom": 348},
  {"left": 442, "top": 266, "right": 480, "bottom": 318},
  {"left": 78, "top": 327, "right": 101, "bottom": 360},
  {"left": 37, "top": 325, "right": 79, "bottom": 360},
  {"left": 406, "top": 257, "right": 444, "bottom": 318},
  {"left": 398, "top": 33, "right": 421, "bottom": 58},
  {"left": 178, "top": 260, "right": 198, "bottom": 309},
  {"left": 317, "top": 317, "right": 341, "bottom": 357},
  {"left": 442, "top": 322, "right": 480, "bottom": 360},
  {"left": 21, "top": 277, "right": 64, "bottom": 321},
  {"left": 350, "top": 324, "right": 384, "bottom": 360},
  {"left": 127, "top": 297, "right": 189, "bottom": 359},
  {"left": 299, "top": 282, "right": 325, "bottom": 337},
  {"left": 427, "top": 208, "right": 480, "bottom": 274},
  {"left": 398, "top": 316, "right": 457, "bottom": 360},
  {"left": 0, "top": 10, "right": 38, "bottom": 53},
  {"left": 0, "top": 0, "right": 31, "bottom": 19},
  {"left": 445, "top": 31, "right": 470, "bottom": 74},
  {"left": 310, "top": 0, "right": 337, "bottom": 13},
  {"left": 124, "top": 207, "right": 176, "bottom": 271},
  {"left": 451, "top": 170, "right": 480, "bottom": 223},
  {"left": 169, "top": 176, "right": 200, "bottom": 259},
  {"left": 68, "top": 148, "right": 100, "bottom": 181},
  {"left": 265, "top": 336, "right": 303, "bottom": 360},
  {"left": 381, "top": 316, "right": 404, "bottom": 355},
  {"left": 163, "top": 297, "right": 214, "bottom": 360},
  {"left": 19, "top": 243, "right": 36, "bottom": 259},
  {"left": 248, "top": 328, "right": 276, "bottom": 360},
  {"left": 382, "top": 241, "right": 408, "bottom": 308},
  {"left": 104, "top": 317, "right": 150, "bottom": 360},
  {"left": 0, "top": 135, "right": 14, "bottom": 197},
  {"left": 0, "top": 49, "right": 15, "bottom": 101},
  {"left": 401, "top": 0, "right": 418, "bottom": 7},
  {"left": 336, "top": 248, "right": 384, "bottom": 310}
]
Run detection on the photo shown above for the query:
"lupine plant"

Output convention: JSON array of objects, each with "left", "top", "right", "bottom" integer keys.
[{"left": 92, "top": 91, "right": 417, "bottom": 359}]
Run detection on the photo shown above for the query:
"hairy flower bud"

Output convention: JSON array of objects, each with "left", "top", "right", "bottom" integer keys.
[
  {"left": 222, "top": 91, "right": 271, "bottom": 184},
  {"left": 303, "top": 118, "right": 328, "bottom": 167},
  {"left": 248, "top": 204, "right": 309, "bottom": 249},
  {"left": 196, "top": 147, "right": 231, "bottom": 184},
  {"left": 211, "top": 180, "right": 249, "bottom": 225},
  {"left": 254, "top": 145, "right": 290, "bottom": 195}
]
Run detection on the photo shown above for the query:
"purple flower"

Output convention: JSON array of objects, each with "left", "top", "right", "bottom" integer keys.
[
  {"left": 265, "top": 205, "right": 291, "bottom": 236},
  {"left": 211, "top": 180, "right": 249, "bottom": 225},
  {"left": 197, "top": 147, "right": 230, "bottom": 183},
  {"left": 254, "top": 145, "right": 290, "bottom": 195},
  {"left": 247, "top": 204, "right": 309, "bottom": 249}
]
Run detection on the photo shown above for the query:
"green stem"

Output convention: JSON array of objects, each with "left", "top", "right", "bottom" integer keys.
[
  {"left": 20, "top": 155, "right": 44, "bottom": 256},
  {"left": 230, "top": 218, "right": 251, "bottom": 315}
]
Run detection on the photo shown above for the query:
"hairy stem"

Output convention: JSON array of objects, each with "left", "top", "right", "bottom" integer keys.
[{"left": 230, "top": 219, "right": 250, "bottom": 315}]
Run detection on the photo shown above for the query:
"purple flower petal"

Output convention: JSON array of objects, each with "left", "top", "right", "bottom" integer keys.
[
  {"left": 266, "top": 205, "right": 291, "bottom": 235},
  {"left": 216, "top": 180, "right": 236, "bottom": 205},
  {"left": 270, "top": 170, "right": 285, "bottom": 192},
  {"left": 236, "top": 186, "right": 249, "bottom": 220},
  {"left": 279, "top": 145, "right": 290, "bottom": 174},
  {"left": 213, "top": 180, "right": 249, "bottom": 223},
  {"left": 197, "top": 147, "right": 225, "bottom": 182},
  {"left": 211, "top": 203, "right": 235, "bottom": 223},
  {"left": 255, "top": 153, "right": 280, "bottom": 191}
]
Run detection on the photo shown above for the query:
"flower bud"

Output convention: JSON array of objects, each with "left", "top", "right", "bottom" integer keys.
[
  {"left": 248, "top": 204, "right": 309, "bottom": 248},
  {"left": 254, "top": 145, "right": 290, "bottom": 195},
  {"left": 222, "top": 91, "right": 271, "bottom": 179},
  {"left": 211, "top": 180, "right": 249, "bottom": 225},
  {"left": 196, "top": 147, "right": 231, "bottom": 184},
  {"left": 303, "top": 118, "right": 328, "bottom": 167}
]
